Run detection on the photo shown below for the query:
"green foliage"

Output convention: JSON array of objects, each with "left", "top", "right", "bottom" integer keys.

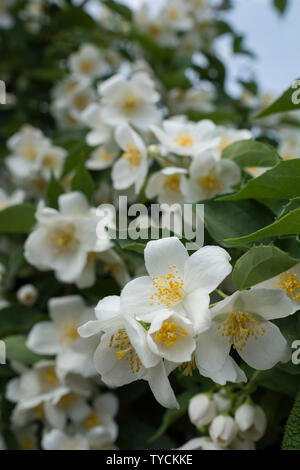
[
  {"left": 3, "top": 335, "right": 43, "bottom": 366},
  {"left": 71, "top": 164, "right": 95, "bottom": 202},
  {"left": 282, "top": 387, "right": 300, "bottom": 450},
  {"left": 255, "top": 77, "right": 300, "bottom": 118},
  {"left": 0, "top": 204, "right": 36, "bottom": 234},
  {"left": 222, "top": 139, "right": 280, "bottom": 168}
]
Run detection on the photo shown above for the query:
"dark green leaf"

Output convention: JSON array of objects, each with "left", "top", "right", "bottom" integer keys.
[
  {"left": 282, "top": 387, "right": 300, "bottom": 449},
  {"left": 71, "top": 164, "right": 95, "bottom": 202},
  {"left": 0, "top": 204, "right": 36, "bottom": 234},
  {"left": 46, "top": 174, "right": 65, "bottom": 209},
  {"left": 255, "top": 78, "right": 300, "bottom": 118}
]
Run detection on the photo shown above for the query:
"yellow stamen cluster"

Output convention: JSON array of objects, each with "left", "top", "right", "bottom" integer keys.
[
  {"left": 218, "top": 137, "right": 231, "bottom": 153},
  {"left": 83, "top": 412, "right": 101, "bottom": 430},
  {"left": 74, "top": 94, "right": 89, "bottom": 110},
  {"left": 43, "top": 154, "right": 56, "bottom": 169},
  {"left": 58, "top": 393, "right": 74, "bottom": 408},
  {"left": 41, "top": 367, "right": 59, "bottom": 387},
  {"left": 100, "top": 149, "right": 114, "bottom": 162},
  {"left": 163, "top": 174, "right": 181, "bottom": 193},
  {"left": 51, "top": 228, "right": 77, "bottom": 254},
  {"left": 218, "top": 311, "right": 266, "bottom": 351},
  {"left": 122, "top": 144, "right": 141, "bottom": 170},
  {"left": 174, "top": 132, "right": 194, "bottom": 147},
  {"left": 122, "top": 95, "right": 137, "bottom": 111},
  {"left": 276, "top": 271, "right": 300, "bottom": 301},
  {"left": 60, "top": 323, "right": 79, "bottom": 345},
  {"left": 150, "top": 265, "right": 184, "bottom": 307},
  {"left": 23, "top": 145, "right": 37, "bottom": 161},
  {"left": 110, "top": 329, "right": 142, "bottom": 374},
  {"left": 178, "top": 356, "right": 197, "bottom": 376},
  {"left": 198, "top": 170, "right": 223, "bottom": 197},
  {"left": 80, "top": 60, "right": 94, "bottom": 74},
  {"left": 33, "top": 404, "right": 44, "bottom": 420},
  {"left": 155, "top": 321, "right": 187, "bottom": 347}
]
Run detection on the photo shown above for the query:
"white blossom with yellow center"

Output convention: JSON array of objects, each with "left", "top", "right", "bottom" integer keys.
[
  {"left": 112, "top": 123, "right": 148, "bottom": 193},
  {"left": 196, "top": 289, "right": 293, "bottom": 377},
  {"left": 26, "top": 296, "right": 98, "bottom": 380},
  {"left": 68, "top": 43, "right": 109, "bottom": 81},
  {"left": 151, "top": 117, "right": 219, "bottom": 157},
  {"left": 121, "top": 237, "right": 232, "bottom": 335},
  {"left": 145, "top": 166, "right": 187, "bottom": 204}
]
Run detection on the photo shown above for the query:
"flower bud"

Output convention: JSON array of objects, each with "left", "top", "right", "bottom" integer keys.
[
  {"left": 213, "top": 389, "right": 232, "bottom": 413},
  {"left": 234, "top": 403, "right": 267, "bottom": 441},
  {"left": 178, "top": 437, "right": 223, "bottom": 451},
  {"left": 188, "top": 393, "right": 216, "bottom": 427},
  {"left": 17, "top": 284, "right": 38, "bottom": 306},
  {"left": 209, "top": 415, "right": 237, "bottom": 448}
]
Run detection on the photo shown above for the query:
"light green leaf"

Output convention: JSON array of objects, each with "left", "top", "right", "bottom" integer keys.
[
  {"left": 255, "top": 78, "right": 300, "bottom": 118},
  {"left": 0, "top": 204, "right": 36, "bottom": 234},
  {"left": 219, "top": 160, "right": 300, "bottom": 201},
  {"left": 222, "top": 139, "right": 280, "bottom": 168},
  {"left": 4, "top": 335, "right": 43, "bottom": 365},
  {"left": 233, "top": 245, "right": 298, "bottom": 290},
  {"left": 225, "top": 207, "right": 300, "bottom": 244}
]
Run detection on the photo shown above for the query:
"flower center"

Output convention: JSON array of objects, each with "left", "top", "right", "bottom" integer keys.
[
  {"left": 74, "top": 94, "right": 89, "bottom": 110},
  {"left": 282, "top": 152, "right": 293, "bottom": 160},
  {"left": 122, "top": 95, "right": 138, "bottom": 111},
  {"left": 169, "top": 9, "right": 179, "bottom": 20},
  {"left": 163, "top": 174, "right": 181, "bottom": 193},
  {"left": 155, "top": 321, "right": 187, "bottom": 347},
  {"left": 198, "top": 170, "right": 222, "bottom": 197},
  {"left": 80, "top": 60, "right": 94, "bottom": 74},
  {"left": 60, "top": 323, "right": 79, "bottom": 345},
  {"left": 110, "top": 329, "right": 142, "bottom": 374},
  {"left": 99, "top": 149, "right": 114, "bottom": 162},
  {"left": 20, "top": 437, "right": 35, "bottom": 450},
  {"left": 218, "top": 311, "right": 265, "bottom": 351},
  {"left": 218, "top": 137, "right": 231, "bottom": 153},
  {"left": 41, "top": 367, "right": 59, "bottom": 388},
  {"left": 51, "top": 227, "right": 78, "bottom": 254},
  {"left": 58, "top": 393, "right": 74, "bottom": 408},
  {"left": 276, "top": 271, "right": 300, "bottom": 301},
  {"left": 150, "top": 265, "right": 184, "bottom": 307},
  {"left": 23, "top": 145, "right": 37, "bottom": 161},
  {"left": 174, "top": 132, "right": 194, "bottom": 147},
  {"left": 33, "top": 404, "right": 44, "bottom": 420},
  {"left": 43, "top": 154, "right": 56, "bottom": 169},
  {"left": 122, "top": 144, "right": 141, "bottom": 170},
  {"left": 83, "top": 412, "right": 101, "bottom": 430}
]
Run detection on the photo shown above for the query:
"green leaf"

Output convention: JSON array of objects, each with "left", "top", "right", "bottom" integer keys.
[
  {"left": 222, "top": 140, "right": 280, "bottom": 168},
  {"left": 232, "top": 245, "right": 298, "bottom": 290},
  {"left": 103, "top": 0, "right": 132, "bottom": 21},
  {"left": 204, "top": 199, "right": 274, "bottom": 247},
  {"left": 71, "top": 164, "right": 95, "bottom": 202},
  {"left": 62, "top": 141, "right": 91, "bottom": 177},
  {"left": 46, "top": 174, "right": 65, "bottom": 209},
  {"left": 255, "top": 78, "right": 300, "bottom": 118},
  {"left": 0, "top": 305, "right": 46, "bottom": 338},
  {"left": 225, "top": 207, "right": 300, "bottom": 244},
  {"left": 273, "top": 0, "right": 289, "bottom": 15},
  {"left": 257, "top": 368, "right": 299, "bottom": 398},
  {"left": 282, "top": 387, "right": 300, "bottom": 449},
  {"left": 149, "top": 390, "right": 196, "bottom": 442},
  {"left": 278, "top": 197, "right": 300, "bottom": 218},
  {"left": 219, "top": 160, "right": 300, "bottom": 202},
  {"left": 0, "top": 204, "right": 36, "bottom": 234},
  {"left": 4, "top": 335, "right": 43, "bottom": 365}
]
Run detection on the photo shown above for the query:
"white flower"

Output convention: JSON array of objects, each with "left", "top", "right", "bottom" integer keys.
[
  {"left": 27, "top": 296, "right": 98, "bottom": 379},
  {"left": 40, "top": 145, "right": 67, "bottom": 180},
  {"left": 42, "top": 429, "right": 89, "bottom": 450},
  {"left": 78, "top": 295, "right": 179, "bottom": 409},
  {"left": 169, "top": 83, "right": 216, "bottom": 114},
  {"left": 178, "top": 437, "right": 223, "bottom": 450},
  {"left": 209, "top": 415, "right": 237, "bottom": 448},
  {"left": 181, "top": 150, "right": 241, "bottom": 201},
  {"left": 68, "top": 44, "right": 109, "bottom": 81},
  {"left": 147, "top": 309, "right": 196, "bottom": 362},
  {"left": 278, "top": 128, "right": 300, "bottom": 161},
  {"left": 252, "top": 263, "right": 300, "bottom": 313},
  {"left": 25, "top": 192, "right": 111, "bottom": 285},
  {"left": 234, "top": 403, "right": 267, "bottom": 441},
  {"left": 52, "top": 76, "right": 89, "bottom": 108},
  {"left": 81, "top": 103, "right": 113, "bottom": 147},
  {"left": 145, "top": 167, "right": 187, "bottom": 204},
  {"left": 134, "top": 5, "right": 178, "bottom": 47},
  {"left": 151, "top": 118, "right": 218, "bottom": 157},
  {"left": 112, "top": 123, "right": 148, "bottom": 193},
  {"left": 121, "top": 237, "right": 232, "bottom": 334},
  {"left": 86, "top": 142, "right": 119, "bottom": 170},
  {"left": 17, "top": 284, "right": 38, "bottom": 306},
  {"left": 6, "top": 125, "right": 50, "bottom": 179},
  {"left": 213, "top": 389, "right": 232, "bottom": 414},
  {"left": 198, "top": 356, "right": 247, "bottom": 386},
  {"left": 99, "top": 72, "right": 161, "bottom": 131},
  {"left": 0, "top": 188, "right": 25, "bottom": 211},
  {"left": 188, "top": 393, "right": 216, "bottom": 427},
  {"left": 161, "top": 0, "right": 193, "bottom": 32},
  {"left": 196, "top": 289, "right": 293, "bottom": 373},
  {"left": 213, "top": 126, "right": 252, "bottom": 157},
  {"left": 14, "top": 425, "right": 38, "bottom": 450}
]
